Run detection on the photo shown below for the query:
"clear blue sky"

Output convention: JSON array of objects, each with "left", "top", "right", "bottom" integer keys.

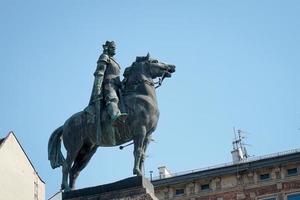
[{"left": 1, "top": 0, "right": 299, "bottom": 198}]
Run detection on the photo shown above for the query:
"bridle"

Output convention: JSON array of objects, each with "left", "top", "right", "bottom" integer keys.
[
  {"left": 148, "top": 61, "right": 168, "bottom": 89},
  {"left": 154, "top": 71, "right": 166, "bottom": 89},
  {"left": 123, "top": 61, "right": 169, "bottom": 91}
]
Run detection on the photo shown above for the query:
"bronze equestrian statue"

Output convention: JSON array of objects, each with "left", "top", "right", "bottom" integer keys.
[{"left": 48, "top": 42, "right": 175, "bottom": 191}]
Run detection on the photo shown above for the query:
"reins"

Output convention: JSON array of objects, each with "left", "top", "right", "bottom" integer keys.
[{"left": 154, "top": 71, "right": 166, "bottom": 89}]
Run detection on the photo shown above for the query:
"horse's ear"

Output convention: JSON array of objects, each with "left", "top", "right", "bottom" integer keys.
[{"left": 146, "top": 52, "right": 150, "bottom": 60}]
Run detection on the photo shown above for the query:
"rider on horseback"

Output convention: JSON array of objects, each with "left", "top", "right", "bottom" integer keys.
[
  {"left": 48, "top": 50, "right": 175, "bottom": 190},
  {"left": 85, "top": 41, "right": 128, "bottom": 142}
]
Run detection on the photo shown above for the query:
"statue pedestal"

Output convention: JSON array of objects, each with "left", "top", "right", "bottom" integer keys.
[{"left": 62, "top": 176, "right": 158, "bottom": 200}]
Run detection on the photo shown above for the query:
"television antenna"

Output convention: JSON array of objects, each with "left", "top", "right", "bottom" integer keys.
[{"left": 231, "top": 127, "right": 250, "bottom": 162}]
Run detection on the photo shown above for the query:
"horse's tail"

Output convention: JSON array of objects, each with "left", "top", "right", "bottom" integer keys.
[{"left": 48, "top": 126, "right": 65, "bottom": 169}]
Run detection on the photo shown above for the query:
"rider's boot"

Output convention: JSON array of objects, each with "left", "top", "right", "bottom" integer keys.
[
  {"left": 112, "top": 113, "right": 128, "bottom": 127},
  {"left": 107, "top": 101, "right": 128, "bottom": 127}
]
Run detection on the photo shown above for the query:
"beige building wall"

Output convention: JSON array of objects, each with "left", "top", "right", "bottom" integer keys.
[
  {"left": 153, "top": 150, "right": 300, "bottom": 200},
  {"left": 0, "top": 132, "right": 45, "bottom": 200}
]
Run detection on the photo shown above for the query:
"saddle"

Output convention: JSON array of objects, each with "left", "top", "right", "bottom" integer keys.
[{"left": 83, "top": 93, "right": 130, "bottom": 146}]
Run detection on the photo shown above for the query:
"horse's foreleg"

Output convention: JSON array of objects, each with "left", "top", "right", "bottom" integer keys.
[
  {"left": 133, "top": 126, "right": 146, "bottom": 176},
  {"left": 139, "top": 134, "right": 151, "bottom": 175}
]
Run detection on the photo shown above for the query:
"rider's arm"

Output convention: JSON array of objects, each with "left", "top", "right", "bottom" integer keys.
[
  {"left": 93, "top": 61, "right": 107, "bottom": 97},
  {"left": 89, "top": 54, "right": 110, "bottom": 105}
]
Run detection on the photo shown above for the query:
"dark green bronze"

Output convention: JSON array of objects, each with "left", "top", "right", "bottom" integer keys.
[
  {"left": 48, "top": 43, "right": 175, "bottom": 191},
  {"left": 85, "top": 41, "right": 128, "bottom": 145}
]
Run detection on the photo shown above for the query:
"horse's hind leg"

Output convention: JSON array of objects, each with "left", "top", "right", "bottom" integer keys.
[
  {"left": 69, "top": 145, "right": 97, "bottom": 189},
  {"left": 133, "top": 126, "right": 146, "bottom": 176},
  {"left": 61, "top": 154, "right": 73, "bottom": 191}
]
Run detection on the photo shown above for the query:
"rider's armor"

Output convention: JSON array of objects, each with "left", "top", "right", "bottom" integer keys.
[{"left": 89, "top": 53, "right": 127, "bottom": 125}]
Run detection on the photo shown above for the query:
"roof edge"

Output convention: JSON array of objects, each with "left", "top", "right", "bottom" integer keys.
[
  {"left": 152, "top": 148, "right": 300, "bottom": 185},
  {"left": 0, "top": 131, "right": 13, "bottom": 149},
  {"left": 1, "top": 131, "right": 45, "bottom": 184}
]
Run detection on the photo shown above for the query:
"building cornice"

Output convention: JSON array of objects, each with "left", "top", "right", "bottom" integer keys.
[{"left": 152, "top": 150, "right": 300, "bottom": 187}]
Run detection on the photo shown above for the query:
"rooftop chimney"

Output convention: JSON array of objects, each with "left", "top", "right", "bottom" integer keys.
[{"left": 158, "top": 166, "right": 172, "bottom": 179}]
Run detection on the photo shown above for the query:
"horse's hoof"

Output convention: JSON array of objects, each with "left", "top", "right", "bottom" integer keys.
[
  {"left": 133, "top": 168, "right": 142, "bottom": 176},
  {"left": 61, "top": 185, "right": 71, "bottom": 192}
]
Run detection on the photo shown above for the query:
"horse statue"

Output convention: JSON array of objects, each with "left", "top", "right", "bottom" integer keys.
[{"left": 48, "top": 54, "right": 175, "bottom": 191}]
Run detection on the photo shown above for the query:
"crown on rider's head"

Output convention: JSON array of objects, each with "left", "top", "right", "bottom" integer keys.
[{"left": 103, "top": 41, "right": 116, "bottom": 49}]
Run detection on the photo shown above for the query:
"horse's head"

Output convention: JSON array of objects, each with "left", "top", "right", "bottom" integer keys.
[
  {"left": 123, "top": 53, "right": 175, "bottom": 90},
  {"left": 144, "top": 53, "right": 175, "bottom": 79},
  {"left": 128, "top": 53, "right": 175, "bottom": 79}
]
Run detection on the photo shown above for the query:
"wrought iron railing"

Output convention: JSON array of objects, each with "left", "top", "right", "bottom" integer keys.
[{"left": 151, "top": 148, "right": 300, "bottom": 181}]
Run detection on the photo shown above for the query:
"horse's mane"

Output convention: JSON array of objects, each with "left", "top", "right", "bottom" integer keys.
[{"left": 123, "top": 55, "right": 148, "bottom": 77}]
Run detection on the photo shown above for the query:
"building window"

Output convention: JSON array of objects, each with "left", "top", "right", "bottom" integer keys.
[
  {"left": 163, "top": 191, "right": 168, "bottom": 200},
  {"left": 201, "top": 184, "right": 210, "bottom": 190},
  {"left": 216, "top": 181, "right": 221, "bottom": 190},
  {"left": 188, "top": 185, "right": 195, "bottom": 194},
  {"left": 287, "top": 168, "right": 298, "bottom": 176},
  {"left": 287, "top": 193, "right": 300, "bottom": 200},
  {"left": 175, "top": 188, "right": 184, "bottom": 196},
  {"left": 260, "top": 173, "right": 270, "bottom": 181},
  {"left": 34, "top": 181, "right": 38, "bottom": 200},
  {"left": 262, "top": 197, "right": 276, "bottom": 200}
]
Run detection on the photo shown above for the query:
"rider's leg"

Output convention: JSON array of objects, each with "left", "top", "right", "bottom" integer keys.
[
  {"left": 106, "top": 99, "right": 121, "bottom": 120},
  {"left": 105, "top": 86, "right": 127, "bottom": 124}
]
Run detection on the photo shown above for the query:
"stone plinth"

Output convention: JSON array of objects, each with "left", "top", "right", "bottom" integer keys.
[{"left": 62, "top": 176, "right": 158, "bottom": 200}]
